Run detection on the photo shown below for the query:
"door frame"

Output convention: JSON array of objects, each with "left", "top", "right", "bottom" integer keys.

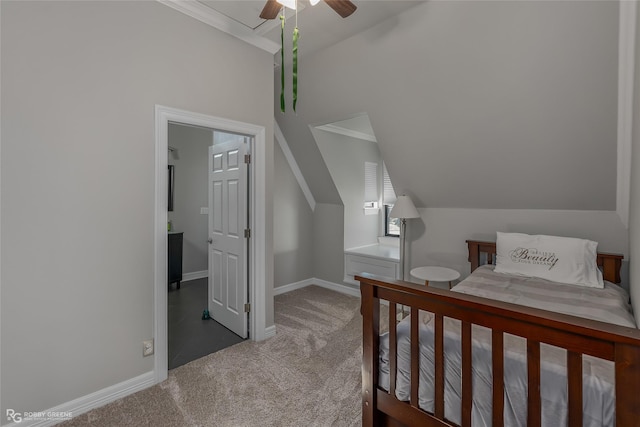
[{"left": 154, "top": 105, "right": 267, "bottom": 384}]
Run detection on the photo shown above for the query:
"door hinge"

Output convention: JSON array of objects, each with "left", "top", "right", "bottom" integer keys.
[
  {"left": 244, "top": 303, "right": 251, "bottom": 313},
  {"left": 244, "top": 228, "right": 251, "bottom": 238},
  {"left": 244, "top": 154, "right": 251, "bottom": 164}
]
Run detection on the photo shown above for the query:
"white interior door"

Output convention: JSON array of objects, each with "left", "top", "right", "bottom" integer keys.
[{"left": 208, "top": 138, "right": 248, "bottom": 338}]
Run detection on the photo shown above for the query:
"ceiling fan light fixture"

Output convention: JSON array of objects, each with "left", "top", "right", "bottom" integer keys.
[
  {"left": 276, "top": 0, "right": 297, "bottom": 10},
  {"left": 309, "top": 0, "right": 321, "bottom": 5}
]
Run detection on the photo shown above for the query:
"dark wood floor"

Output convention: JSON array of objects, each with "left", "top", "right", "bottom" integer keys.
[{"left": 168, "top": 278, "right": 245, "bottom": 370}]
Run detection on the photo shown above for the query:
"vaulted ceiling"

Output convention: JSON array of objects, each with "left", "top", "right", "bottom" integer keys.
[
  {"left": 164, "top": 0, "right": 622, "bottom": 211},
  {"left": 274, "top": 0, "right": 620, "bottom": 210}
]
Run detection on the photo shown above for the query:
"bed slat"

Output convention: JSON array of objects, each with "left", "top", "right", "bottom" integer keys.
[
  {"left": 410, "top": 307, "right": 420, "bottom": 407},
  {"left": 527, "top": 340, "right": 541, "bottom": 427},
  {"left": 615, "top": 343, "right": 640, "bottom": 424},
  {"left": 434, "top": 313, "right": 445, "bottom": 419},
  {"left": 492, "top": 330, "right": 504, "bottom": 427},
  {"left": 567, "top": 351, "right": 582, "bottom": 427},
  {"left": 461, "top": 321, "right": 472, "bottom": 427},
  {"left": 360, "top": 284, "right": 379, "bottom": 426},
  {"left": 389, "top": 302, "right": 397, "bottom": 397}
]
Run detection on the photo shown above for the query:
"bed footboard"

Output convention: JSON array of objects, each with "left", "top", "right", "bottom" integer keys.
[{"left": 358, "top": 274, "right": 640, "bottom": 427}]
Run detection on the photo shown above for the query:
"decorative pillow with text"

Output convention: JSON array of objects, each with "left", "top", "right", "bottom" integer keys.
[{"left": 494, "top": 232, "right": 604, "bottom": 288}]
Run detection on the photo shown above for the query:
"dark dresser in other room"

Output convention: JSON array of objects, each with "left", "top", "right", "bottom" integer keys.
[{"left": 168, "top": 231, "right": 183, "bottom": 289}]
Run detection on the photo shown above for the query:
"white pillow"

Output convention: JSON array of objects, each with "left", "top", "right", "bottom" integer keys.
[{"left": 494, "top": 232, "right": 604, "bottom": 288}]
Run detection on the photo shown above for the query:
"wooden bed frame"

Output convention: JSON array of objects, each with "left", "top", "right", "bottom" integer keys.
[{"left": 357, "top": 240, "right": 640, "bottom": 427}]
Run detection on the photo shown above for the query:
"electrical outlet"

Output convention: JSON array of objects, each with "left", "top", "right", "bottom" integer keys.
[{"left": 143, "top": 339, "right": 154, "bottom": 357}]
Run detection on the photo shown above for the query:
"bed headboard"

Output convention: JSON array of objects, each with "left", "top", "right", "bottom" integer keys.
[{"left": 466, "top": 240, "right": 624, "bottom": 284}]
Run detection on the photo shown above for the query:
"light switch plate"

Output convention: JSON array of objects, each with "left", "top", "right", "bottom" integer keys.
[{"left": 200, "top": 207, "right": 209, "bottom": 215}]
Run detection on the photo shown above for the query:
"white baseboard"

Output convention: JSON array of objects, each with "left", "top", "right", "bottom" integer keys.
[
  {"left": 3, "top": 372, "right": 155, "bottom": 427},
  {"left": 182, "top": 270, "right": 207, "bottom": 283},
  {"left": 273, "top": 278, "right": 360, "bottom": 298},
  {"left": 264, "top": 325, "right": 277, "bottom": 339},
  {"left": 273, "top": 278, "right": 315, "bottom": 295},
  {"left": 314, "top": 278, "right": 360, "bottom": 297}
]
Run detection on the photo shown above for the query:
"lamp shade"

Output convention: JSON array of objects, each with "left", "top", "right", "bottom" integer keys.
[{"left": 389, "top": 195, "right": 420, "bottom": 219}]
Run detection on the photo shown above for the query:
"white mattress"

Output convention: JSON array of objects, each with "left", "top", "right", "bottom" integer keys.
[{"left": 378, "top": 266, "right": 636, "bottom": 426}]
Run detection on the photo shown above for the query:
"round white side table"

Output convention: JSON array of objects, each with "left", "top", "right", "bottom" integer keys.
[{"left": 410, "top": 266, "right": 460, "bottom": 289}]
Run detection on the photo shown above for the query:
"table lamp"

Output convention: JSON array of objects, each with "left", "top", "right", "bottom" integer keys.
[{"left": 389, "top": 194, "right": 420, "bottom": 280}]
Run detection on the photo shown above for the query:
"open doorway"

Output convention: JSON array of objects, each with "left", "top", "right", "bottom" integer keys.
[
  {"left": 154, "top": 105, "right": 268, "bottom": 384},
  {"left": 167, "top": 123, "right": 247, "bottom": 369}
]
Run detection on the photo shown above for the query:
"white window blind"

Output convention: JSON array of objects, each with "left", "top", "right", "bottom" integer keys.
[
  {"left": 383, "top": 163, "right": 397, "bottom": 205},
  {"left": 364, "top": 162, "right": 378, "bottom": 202}
]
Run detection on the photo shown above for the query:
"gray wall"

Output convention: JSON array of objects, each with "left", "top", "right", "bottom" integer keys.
[
  {"left": 312, "top": 203, "right": 346, "bottom": 285},
  {"left": 312, "top": 129, "right": 381, "bottom": 249},
  {"left": 629, "top": 5, "right": 640, "bottom": 325},
  {"left": 274, "top": 142, "right": 314, "bottom": 287},
  {"left": 168, "top": 124, "right": 211, "bottom": 275},
  {"left": 272, "top": 146, "right": 347, "bottom": 288},
  {"left": 1, "top": 0, "right": 274, "bottom": 416},
  {"left": 277, "top": 1, "right": 619, "bottom": 211}
]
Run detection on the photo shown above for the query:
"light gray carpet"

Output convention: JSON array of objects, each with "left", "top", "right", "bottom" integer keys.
[{"left": 60, "top": 286, "right": 364, "bottom": 427}]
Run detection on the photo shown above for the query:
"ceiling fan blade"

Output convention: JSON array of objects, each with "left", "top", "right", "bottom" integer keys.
[
  {"left": 260, "top": 0, "right": 281, "bottom": 20},
  {"left": 324, "top": 0, "right": 357, "bottom": 18}
]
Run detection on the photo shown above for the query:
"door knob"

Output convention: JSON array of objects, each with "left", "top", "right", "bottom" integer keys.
[{"left": 208, "top": 238, "right": 213, "bottom": 244}]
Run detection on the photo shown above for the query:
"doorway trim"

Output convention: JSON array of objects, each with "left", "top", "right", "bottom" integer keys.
[{"left": 154, "top": 105, "right": 267, "bottom": 384}]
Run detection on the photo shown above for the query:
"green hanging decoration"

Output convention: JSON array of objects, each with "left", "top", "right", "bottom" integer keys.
[
  {"left": 280, "top": 13, "right": 285, "bottom": 113},
  {"left": 279, "top": 1, "right": 300, "bottom": 114},
  {"left": 292, "top": 27, "right": 299, "bottom": 113}
]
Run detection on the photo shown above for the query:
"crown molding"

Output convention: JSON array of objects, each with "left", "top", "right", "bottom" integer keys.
[{"left": 158, "top": 0, "right": 280, "bottom": 54}]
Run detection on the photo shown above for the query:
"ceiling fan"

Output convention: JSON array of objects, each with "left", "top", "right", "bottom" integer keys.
[{"left": 259, "top": 0, "right": 357, "bottom": 20}]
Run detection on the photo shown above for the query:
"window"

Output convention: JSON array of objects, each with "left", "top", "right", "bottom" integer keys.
[
  {"left": 385, "top": 205, "right": 400, "bottom": 236},
  {"left": 383, "top": 163, "right": 396, "bottom": 206},
  {"left": 383, "top": 163, "right": 399, "bottom": 236},
  {"left": 364, "top": 161, "right": 378, "bottom": 213}
]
